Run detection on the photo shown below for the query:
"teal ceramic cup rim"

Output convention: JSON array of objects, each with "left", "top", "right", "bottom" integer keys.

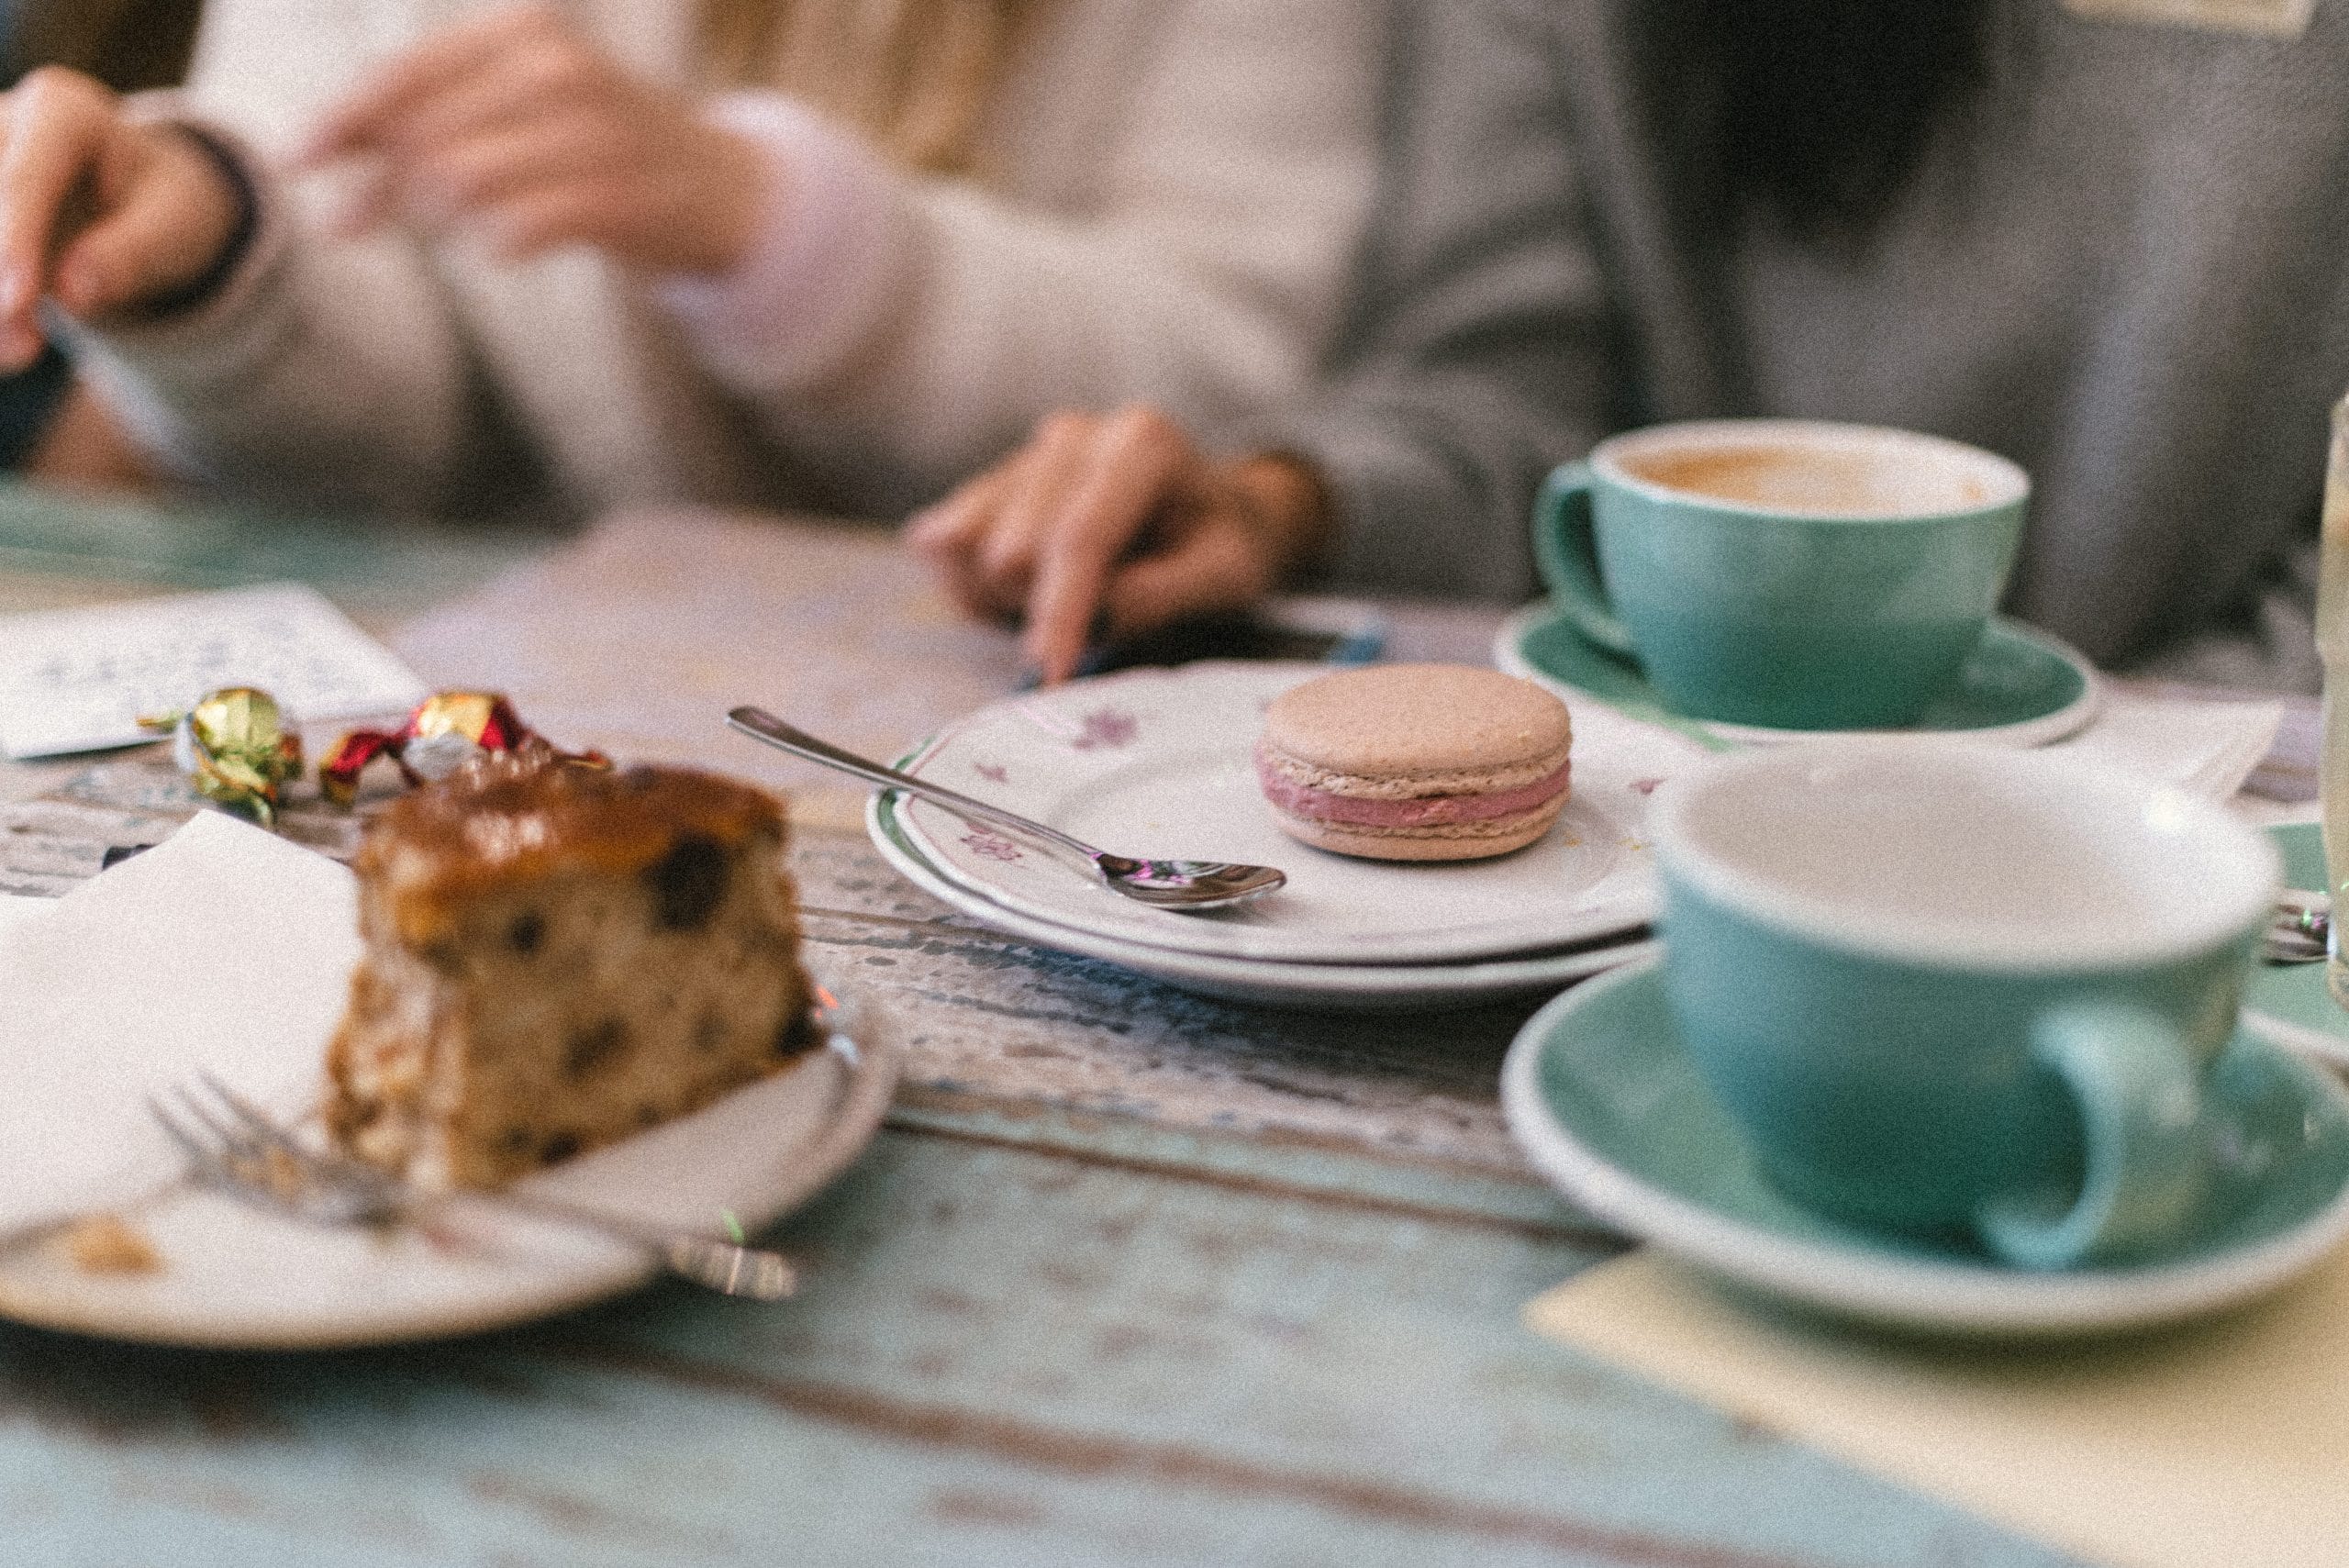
[
  {"left": 1537, "top": 421, "right": 2034, "bottom": 730},
  {"left": 1650, "top": 746, "right": 2279, "bottom": 975},
  {"left": 1588, "top": 418, "right": 2032, "bottom": 523}
]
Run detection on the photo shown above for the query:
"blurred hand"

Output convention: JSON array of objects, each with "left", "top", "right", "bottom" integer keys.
[
  {"left": 0, "top": 68, "right": 244, "bottom": 369},
  {"left": 25, "top": 382, "right": 161, "bottom": 495},
  {"left": 301, "top": 3, "right": 766, "bottom": 273},
  {"left": 907, "top": 406, "right": 1330, "bottom": 684}
]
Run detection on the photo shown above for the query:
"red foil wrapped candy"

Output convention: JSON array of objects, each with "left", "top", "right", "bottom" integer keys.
[{"left": 320, "top": 692, "right": 606, "bottom": 806}]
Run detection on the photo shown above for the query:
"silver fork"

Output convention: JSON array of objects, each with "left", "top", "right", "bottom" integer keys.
[
  {"left": 2267, "top": 891, "right": 2333, "bottom": 966},
  {"left": 147, "top": 1073, "right": 798, "bottom": 1300}
]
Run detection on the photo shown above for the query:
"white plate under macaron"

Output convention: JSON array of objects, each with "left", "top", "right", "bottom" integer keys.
[
  {"left": 869, "top": 787, "right": 1655, "bottom": 1009},
  {"left": 891, "top": 662, "right": 1701, "bottom": 966}
]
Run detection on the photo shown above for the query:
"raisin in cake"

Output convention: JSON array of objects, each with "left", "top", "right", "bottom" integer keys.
[{"left": 328, "top": 757, "right": 815, "bottom": 1188}]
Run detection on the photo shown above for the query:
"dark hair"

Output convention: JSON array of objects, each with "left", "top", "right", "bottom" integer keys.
[{"left": 1635, "top": 0, "right": 1996, "bottom": 245}]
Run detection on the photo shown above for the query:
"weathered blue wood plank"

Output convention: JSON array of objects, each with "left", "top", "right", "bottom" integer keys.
[{"left": 0, "top": 1133, "right": 2079, "bottom": 1568}]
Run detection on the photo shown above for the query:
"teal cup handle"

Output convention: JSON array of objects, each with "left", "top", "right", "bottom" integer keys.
[
  {"left": 1532, "top": 463, "right": 1636, "bottom": 658},
  {"left": 1976, "top": 1002, "right": 2211, "bottom": 1270}
]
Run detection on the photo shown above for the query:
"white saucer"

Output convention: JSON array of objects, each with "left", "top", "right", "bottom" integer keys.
[
  {"left": 0, "top": 984, "right": 899, "bottom": 1349},
  {"left": 1504, "top": 960, "right": 2349, "bottom": 1336},
  {"left": 893, "top": 662, "right": 1700, "bottom": 966},
  {"left": 870, "top": 788, "right": 1654, "bottom": 1009}
]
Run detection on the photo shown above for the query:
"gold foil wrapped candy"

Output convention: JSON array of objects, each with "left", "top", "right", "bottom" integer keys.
[
  {"left": 320, "top": 691, "right": 607, "bottom": 806},
  {"left": 139, "top": 686, "right": 305, "bottom": 827}
]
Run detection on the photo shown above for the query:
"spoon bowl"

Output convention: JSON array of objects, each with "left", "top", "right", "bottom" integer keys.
[
  {"left": 1092, "top": 853, "right": 1289, "bottom": 909},
  {"left": 727, "top": 707, "right": 1287, "bottom": 913}
]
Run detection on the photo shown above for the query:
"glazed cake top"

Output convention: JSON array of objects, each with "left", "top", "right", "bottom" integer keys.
[
  {"left": 1261, "top": 665, "right": 1571, "bottom": 781},
  {"left": 357, "top": 757, "right": 784, "bottom": 923}
]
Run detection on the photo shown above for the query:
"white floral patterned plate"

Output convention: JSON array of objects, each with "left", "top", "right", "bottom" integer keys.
[
  {"left": 870, "top": 786, "right": 1657, "bottom": 1009},
  {"left": 891, "top": 662, "right": 1703, "bottom": 965}
]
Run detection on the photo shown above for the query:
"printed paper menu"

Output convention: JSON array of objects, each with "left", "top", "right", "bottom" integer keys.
[{"left": 0, "top": 582, "right": 427, "bottom": 758}]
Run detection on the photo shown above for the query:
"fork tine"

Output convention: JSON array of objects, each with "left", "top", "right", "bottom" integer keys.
[
  {"left": 144, "top": 1073, "right": 404, "bottom": 1229},
  {"left": 200, "top": 1073, "right": 391, "bottom": 1191},
  {"left": 146, "top": 1092, "right": 206, "bottom": 1159},
  {"left": 195, "top": 1072, "right": 304, "bottom": 1155},
  {"left": 146, "top": 1092, "right": 232, "bottom": 1179},
  {"left": 166, "top": 1082, "right": 263, "bottom": 1162}
]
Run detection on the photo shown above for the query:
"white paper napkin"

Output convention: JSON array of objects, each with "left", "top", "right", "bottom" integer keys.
[
  {"left": 2049, "top": 687, "right": 2283, "bottom": 801},
  {"left": 0, "top": 811, "right": 358, "bottom": 1236},
  {"left": 1530, "top": 1253, "right": 2349, "bottom": 1568},
  {"left": 0, "top": 581, "right": 426, "bottom": 758}
]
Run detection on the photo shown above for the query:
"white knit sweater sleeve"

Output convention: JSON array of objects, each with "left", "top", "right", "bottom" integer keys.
[
  {"left": 660, "top": 0, "right": 1383, "bottom": 506},
  {"left": 56, "top": 0, "right": 510, "bottom": 518},
  {"left": 61, "top": 0, "right": 1379, "bottom": 519}
]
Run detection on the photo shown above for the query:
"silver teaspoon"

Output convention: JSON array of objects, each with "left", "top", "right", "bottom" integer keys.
[{"left": 727, "top": 706, "right": 1287, "bottom": 912}]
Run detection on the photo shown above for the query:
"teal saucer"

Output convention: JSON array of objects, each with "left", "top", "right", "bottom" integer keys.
[
  {"left": 1502, "top": 958, "right": 2349, "bottom": 1335},
  {"left": 2243, "top": 821, "right": 2349, "bottom": 1070},
  {"left": 1494, "top": 604, "right": 2100, "bottom": 750}
]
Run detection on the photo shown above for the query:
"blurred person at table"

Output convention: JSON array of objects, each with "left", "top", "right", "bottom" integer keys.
[
  {"left": 0, "top": 0, "right": 1380, "bottom": 524},
  {"left": 917, "top": 0, "right": 2349, "bottom": 690}
]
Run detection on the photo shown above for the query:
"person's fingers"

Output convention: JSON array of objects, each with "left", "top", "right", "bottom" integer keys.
[
  {"left": 0, "top": 70, "right": 113, "bottom": 364},
  {"left": 906, "top": 464, "right": 1004, "bottom": 560},
  {"left": 908, "top": 464, "right": 1020, "bottom": 621},
  {"left": 52, "top": 150, "right": 220, "bottom": 317},
  {"left": 361, "top": 30, "right": 596, "bottom": 165},
  {"left": 391, "top": 113, "right": 614, "bottom": 228},
  {"left": 301, "top": 2, "right": 569, "bottom": 164},
  {"left": 1022, "top": 406, "right": 1195, "bottom": 683},
  {"left": 1100, "top": 514, "right": 1275, "bottom": 639},
  {"left": 974, "top": 413, "right": 1098, "bottom": 606},
  {"left": 331, "top": 166, "right": 399, "bottom": 238},
  {"left": 474, "top": 179, "right": 633, "bottom": 261}
]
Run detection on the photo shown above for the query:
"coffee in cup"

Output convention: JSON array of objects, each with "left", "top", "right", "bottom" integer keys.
[
  {"left": 1651, "top": 746, "right": 2279, "bottom": 1269},
  {"left": 1533, "top": 420, "right": 2029, "bottom": 729}
]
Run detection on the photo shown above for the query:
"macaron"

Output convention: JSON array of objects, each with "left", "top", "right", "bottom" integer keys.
[{"left": 1254, "top": 664, "right": 1574, "bottom": 862}]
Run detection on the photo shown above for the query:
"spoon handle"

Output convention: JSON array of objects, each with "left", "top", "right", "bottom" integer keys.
[{"left": 727, "top": 707, "right": 1102, "bottom": 862}]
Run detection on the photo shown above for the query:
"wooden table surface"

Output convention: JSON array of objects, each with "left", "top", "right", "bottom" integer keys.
[{"left": 0, "top": 483, "right": 2095, "bottom": 1568}]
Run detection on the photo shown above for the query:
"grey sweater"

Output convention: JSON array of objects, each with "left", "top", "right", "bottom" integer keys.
[{"left": 1291, "top": 0, "right": 2349, "bottom": 676}]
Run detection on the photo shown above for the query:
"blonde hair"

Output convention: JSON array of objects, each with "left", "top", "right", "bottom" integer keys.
[{"left": 699, "top": 0, "right": 1046, "bottom": 174}]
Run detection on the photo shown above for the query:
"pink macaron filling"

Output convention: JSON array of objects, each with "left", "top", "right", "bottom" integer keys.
[{"left": 1255, "top": 750, "right": 1572, "bottom": 828}]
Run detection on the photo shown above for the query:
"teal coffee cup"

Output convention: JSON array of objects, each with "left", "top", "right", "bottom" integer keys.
[
  {"left": 1652, "top": 747, "right": 2279, "bottom": 1269},
  {"left": 1533, "top": 420, "right": 2029, "bottom": 728}
]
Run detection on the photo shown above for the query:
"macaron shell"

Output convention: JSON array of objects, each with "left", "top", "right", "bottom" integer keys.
[
  {"left": 1257, "top": 750, "right": 1573, "bottom": 827},
  {"left": 1267, "top": 793, "right": 1569, "bottom": 862},
  {"left": 1256, "top": 741, "right": 1571, "bottom": 802},
  {"left": 1263, "top": 665, "right": 1573, "bottom": 780}
]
